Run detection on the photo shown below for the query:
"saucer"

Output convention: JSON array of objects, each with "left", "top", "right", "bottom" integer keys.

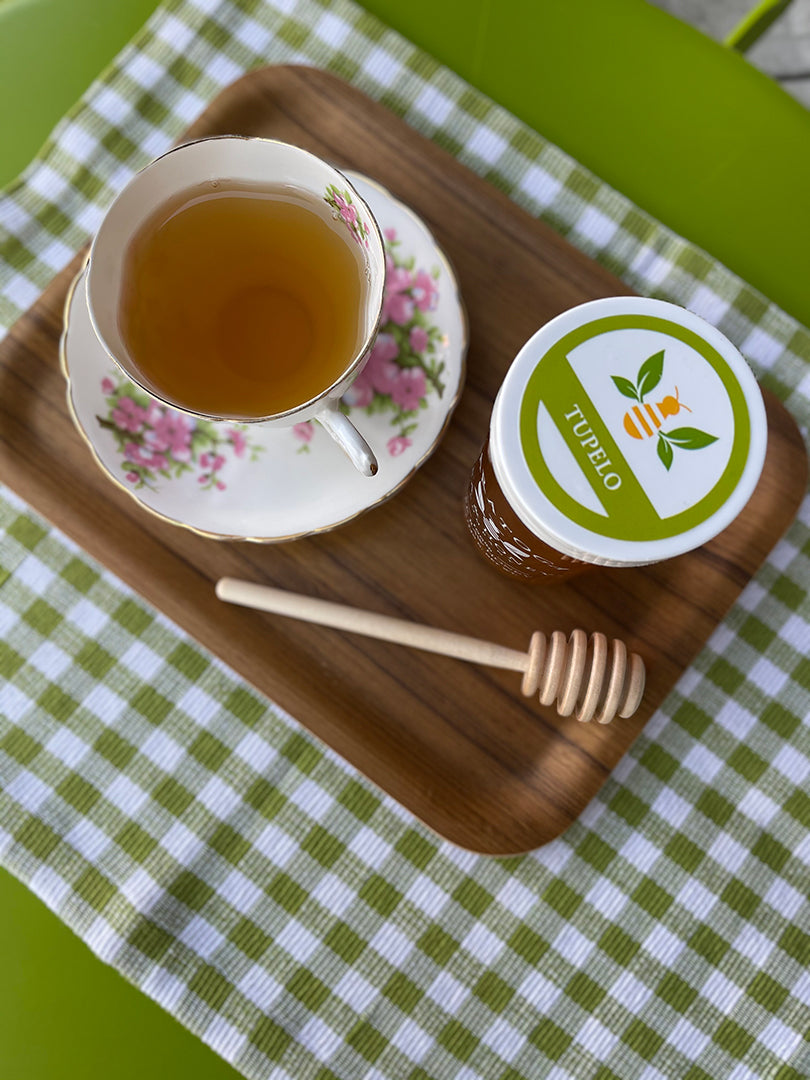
[{"left": 60, "top": 173, "right": 468, "bottom": 542}]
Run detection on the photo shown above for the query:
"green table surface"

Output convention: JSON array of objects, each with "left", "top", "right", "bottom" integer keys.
[{"left": 1, "top": 1, "right": 809, "bottom": 1078}]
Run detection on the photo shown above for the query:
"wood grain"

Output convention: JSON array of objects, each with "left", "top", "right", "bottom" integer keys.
[{"left": 0, "top": 66, "right": 805, "bottom": 854}]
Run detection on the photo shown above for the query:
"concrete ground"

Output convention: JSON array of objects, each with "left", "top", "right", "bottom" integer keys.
[{"left": 649, "top": 0, "right": 810, "bottom": 107}]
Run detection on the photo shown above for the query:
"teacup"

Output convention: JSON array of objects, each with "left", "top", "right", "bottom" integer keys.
[{"left": 86, "top": 136, "right": 386, "bottom": 476}]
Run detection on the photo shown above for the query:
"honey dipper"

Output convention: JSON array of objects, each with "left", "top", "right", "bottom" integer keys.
[{"left": 215, "top": 578, "right": 646, "bottom": 724}]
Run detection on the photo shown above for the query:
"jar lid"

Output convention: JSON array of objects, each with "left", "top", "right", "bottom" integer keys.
[{"left": 490, "top": 297, "right": 768, "bottom": 566}]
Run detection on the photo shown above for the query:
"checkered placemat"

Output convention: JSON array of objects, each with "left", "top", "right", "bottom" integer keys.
[{"left": 1, "top": 2, "right": 810, "bottom": 1078}]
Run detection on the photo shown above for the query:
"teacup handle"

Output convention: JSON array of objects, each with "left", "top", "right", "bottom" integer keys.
[{"left": 317, "top": 400, "right": 378, "bottom": 477}]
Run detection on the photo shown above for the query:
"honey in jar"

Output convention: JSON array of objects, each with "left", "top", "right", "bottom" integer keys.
[{"left": 465, "top": 297, "right": 768, "bottom": 583}]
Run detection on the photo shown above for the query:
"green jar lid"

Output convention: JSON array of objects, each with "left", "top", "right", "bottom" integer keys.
[{"left": 490, "top": 297, "right": 768, "bottom": 566}]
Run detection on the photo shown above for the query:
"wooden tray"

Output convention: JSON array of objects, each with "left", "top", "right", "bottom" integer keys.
[{"left": 1, "top": 66, "right": 806, "bottom": 854}]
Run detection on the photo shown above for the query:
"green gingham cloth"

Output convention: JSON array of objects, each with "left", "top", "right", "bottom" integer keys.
[{"left": 2, "top": 2, "right": 810, "bottom": 1078}]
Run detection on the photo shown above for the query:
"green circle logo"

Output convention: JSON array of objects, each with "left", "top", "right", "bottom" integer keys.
[{"left": 519, "top": 315, "right": 751, "bottom": 541}]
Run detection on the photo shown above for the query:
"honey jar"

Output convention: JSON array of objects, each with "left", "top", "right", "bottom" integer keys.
[{"left": 465, "top": 297, "right": 768, "bottom": 582}]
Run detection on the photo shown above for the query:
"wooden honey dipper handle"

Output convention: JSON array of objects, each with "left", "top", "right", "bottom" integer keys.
[{"left": 215, "top": 579, "right": 645, "bottom": 724}]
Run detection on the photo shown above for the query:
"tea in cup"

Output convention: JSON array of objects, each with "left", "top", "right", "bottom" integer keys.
[{"left": 86, "top": 137, "right": 386, "bottom": 475}]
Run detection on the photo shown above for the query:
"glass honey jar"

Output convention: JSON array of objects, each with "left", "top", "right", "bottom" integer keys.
[{"left": 465, "top": 297, "right": 768, "bottom": 582}]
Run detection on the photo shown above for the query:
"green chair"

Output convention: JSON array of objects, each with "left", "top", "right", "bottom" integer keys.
[{"left": 724, "top": 0, "right": 795, "bottom": 52}]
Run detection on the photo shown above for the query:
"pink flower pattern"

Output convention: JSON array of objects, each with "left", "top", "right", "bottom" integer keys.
[
  {"left": 409, "top": 326, "right": 429, "bottom": 354},
  {"left": 125, "top": 441, "right": 167, "bottom": 471},
  {"left": 147, "top": 413, "right": 193, "bottom": 455},
  {"left": 228, "top": 429, "right": 247, "bottom": 457},
  {"left": 343, "top": 382, "right": 374, "bottom": 408},
  {"left": 382, "top": 263, "right": 415, "bottom": 326},
  {"left": 324, "top": 185, "right": 371, "bottom": 247},
  {"left": 365, "top": 336, "right": 401, "bottom": 397},
  {"left": 293, "top": 422, "right": 314, "bottom": 443},
  {"left": 99, "top": 376, "right": 262, "bottom": 490},
  {"left": 413, "top": 269, "right": 439, "bottom": 312},
  {"left": 390, "top": 368, "right": 427, "bottom": 412},
  {"left": 112, "top": 397, "right": 146, "bottom": 434},
  {"left": 387, "top": 436, "right": 412, "bottom": 457},
  {"left": 321, "top": 227, "right": 445, "bottom": 458},
  {"left": 336, "top": 197, "right": 357, "bottom": 227}
]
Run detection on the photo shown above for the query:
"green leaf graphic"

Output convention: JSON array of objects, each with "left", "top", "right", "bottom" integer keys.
[
  {"left": 657, "top": 433, "right": 673, "bottom": 470},
  {"left": 611, "top": 375, "right": 640, "bottom": 401},
  {"left": 665, "top": 427, "right": 718, "bottom": 449},
  {"left": 637, "top": 350, "right": 665, "bottom": 400}
]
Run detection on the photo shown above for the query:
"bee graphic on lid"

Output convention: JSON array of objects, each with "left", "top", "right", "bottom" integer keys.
[{"left": 612, "top": 350, "right": 718, "bottom": 470}]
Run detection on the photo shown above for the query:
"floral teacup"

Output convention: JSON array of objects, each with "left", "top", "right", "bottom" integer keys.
[{"left": 86, "top": 137, "right": 386, "bottom": 476}]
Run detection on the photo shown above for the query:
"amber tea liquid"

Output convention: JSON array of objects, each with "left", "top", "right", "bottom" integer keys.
[{"left": 118, "top": 181, "right": 365, "bottom": 418}]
